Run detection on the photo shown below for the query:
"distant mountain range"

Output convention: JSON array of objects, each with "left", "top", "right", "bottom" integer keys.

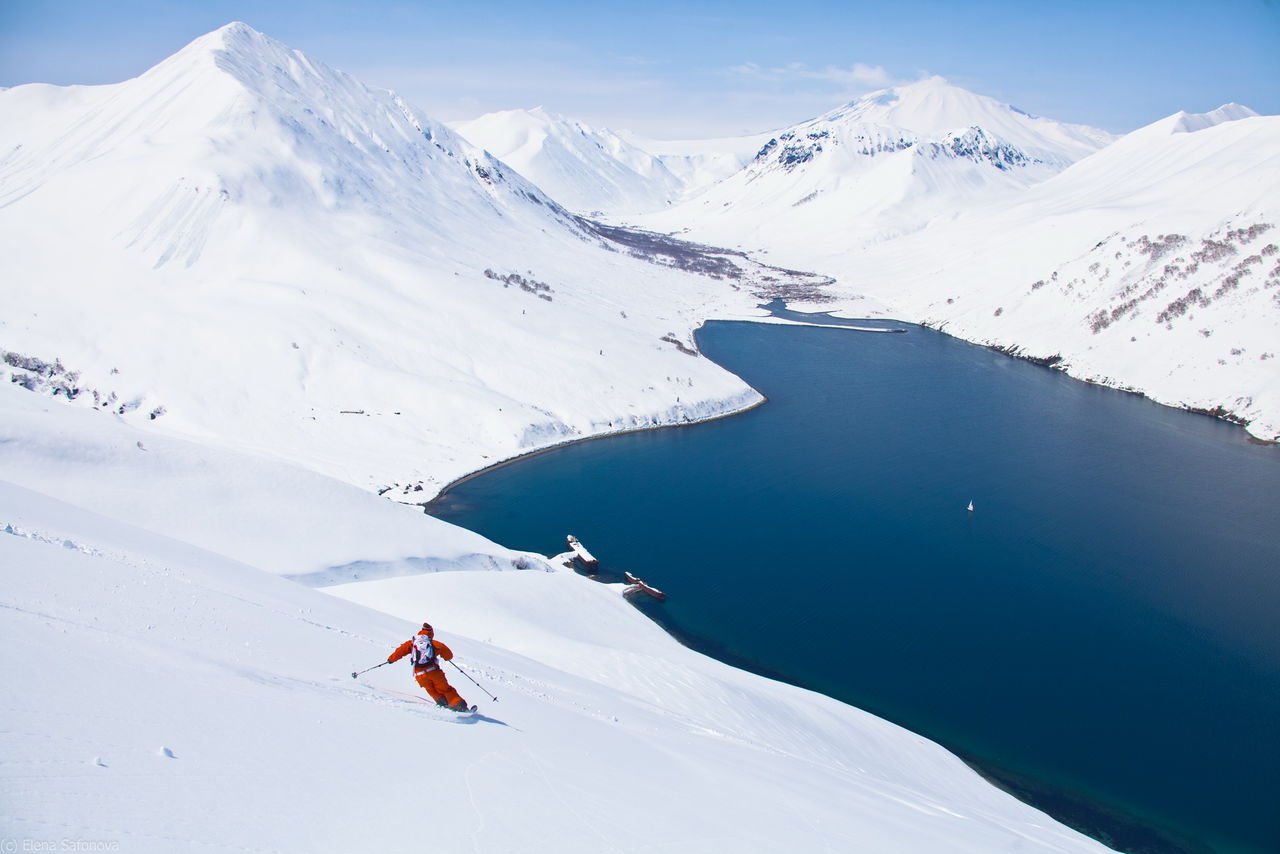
[
  {"left": 636, "top": 76, "right": 1118, "bottom": 248},
  {"left": 453, "top": 77, "right": 1117, "bottom": 230},
  {"left": 451, "top": 106, "right": 765, "bottom": 215},
  {"left": 462, "top": 79, "right": 1275, "bottom": 440},
  {"left": 631, "top": 91, "right": 1277, "bottom": 439}
]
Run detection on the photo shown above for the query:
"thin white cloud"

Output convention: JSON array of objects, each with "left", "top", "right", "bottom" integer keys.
[
  {"left": 355, "top": 60, "right": 669, "bottom": 116},
  {"left": 351, "top": 56, "right": 920, "bottom": 140},
  {"left": 729, "top": 61, "right": 903, "bottom": 90},
  {"left": 818, "top": 62, "right": 898, "bottom": 88}
]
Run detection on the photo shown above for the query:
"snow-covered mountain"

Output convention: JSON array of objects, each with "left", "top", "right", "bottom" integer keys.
[
  {"left": 450, "top": 106, "right": 690, "bottom": 215},
  {"left": 735, "top": 104, "right": 1280, "bottom": 440},
  {"left": 640, "top": 76, "right": 1116, "bottom": 248},
  {"left": 0, "top": 22, "right": 802, "bottom": 500}
]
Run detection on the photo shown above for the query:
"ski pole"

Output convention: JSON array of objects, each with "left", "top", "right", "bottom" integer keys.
[
  {"left": 351, "top": 661, "right": 389, "bottom": 679},
  {"left": 448, "top": 659, "right": 498, "bottom": 702}
]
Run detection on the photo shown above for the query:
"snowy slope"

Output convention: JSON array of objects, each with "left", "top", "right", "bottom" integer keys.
[
  {"left": 776, "top": 106, "right": 1280, "bottom": 440},
  {"left": 0, "top": 23, "right": 777, "bottom": 500},
  {"left": 0, "top": 383, "right": 1115, "bottom": 853},
  {"left": 640, "top": 77, "right": 1115, "bottom": 249},
  {"left": 451, "top": 106, "right": 688, "bottom": 215},
  {"left": 0, "top": 381, "right": 528, "bottom": 581}
]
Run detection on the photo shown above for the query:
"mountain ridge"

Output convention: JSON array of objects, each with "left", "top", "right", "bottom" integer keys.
[
  {"left": 816, "top": 76, "right": 1116, "bottom": 163},
  {"left": 635, "top": 77, "right": 1115, "bottom": 252}
]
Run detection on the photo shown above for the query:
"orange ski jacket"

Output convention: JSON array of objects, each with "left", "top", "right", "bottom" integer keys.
[{"left": 388, "top": 629, "right": 454, "bottom": 673}]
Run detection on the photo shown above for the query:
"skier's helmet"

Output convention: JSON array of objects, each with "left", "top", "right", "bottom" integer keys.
[{"left": 420, "top": 622, "right": 434, "bottom": 637}]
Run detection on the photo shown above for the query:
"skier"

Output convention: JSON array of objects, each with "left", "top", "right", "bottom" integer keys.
[{"left": 387, "top": 622, "right": 471, "bottom": 711}]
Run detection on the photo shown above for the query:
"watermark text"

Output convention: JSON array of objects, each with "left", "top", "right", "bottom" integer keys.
[{"left": 2, "top": 840, "right": 121, "bottom": 853}]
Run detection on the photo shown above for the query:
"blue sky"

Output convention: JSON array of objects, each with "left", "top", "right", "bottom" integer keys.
[{"left": 2, "top": 0, "right": 1277, "bottom": 137}]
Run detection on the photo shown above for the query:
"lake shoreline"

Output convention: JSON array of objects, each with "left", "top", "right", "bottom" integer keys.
[
  {"left": 424, "top": 315, "right": 1147, "bottom": 848},
  {"left": 420, "top": 390, "right": 769, "bottom": 508},
  {"left": 420, "top": 323, "right": 770, "bottom": 510},
  {"left": 421, "top": 305, "right": 895, "bottom": 508},
  {"left": 773, "top": 298, "right": 1277, "bottom": 445},
  {"left": 423, "top": 312, "right": 1278, "bottom": 854},
  {"left": 423, "top": 306, "right": 1272, "bottom": 515}
]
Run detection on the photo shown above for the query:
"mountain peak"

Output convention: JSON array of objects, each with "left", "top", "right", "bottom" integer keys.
[
  {"left": 143, "top": 21, "right": 355, "bottom": 102},
  {"left": 131, "top": 21, "right": 300, "bottom": 99},
  {"left": 828, "top": 77, "right": 1027, "bottom": 134},
  {"left": 1169, "top": 103, "right": 1260, "bottom": 134},
  {"left": 208, "top": 20, "right": 259, "bottom": 40},
  {"left": 815, "top": 77, "right": 1114, "bottom": 163},
  {"left": 1117, "top": 103, "right": 1263, "bottom": 147},
  {"left": 164, "top": 21, "right": 271, "bottom": 62}
]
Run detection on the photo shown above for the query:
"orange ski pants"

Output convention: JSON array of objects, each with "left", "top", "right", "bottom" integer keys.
[{"left": 414, "top": 668, "right": 464, "bottom": 707}]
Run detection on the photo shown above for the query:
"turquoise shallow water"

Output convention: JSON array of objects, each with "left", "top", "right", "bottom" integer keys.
[{"left": 428, "top": 319, "right": 1280, "bottom": 854}]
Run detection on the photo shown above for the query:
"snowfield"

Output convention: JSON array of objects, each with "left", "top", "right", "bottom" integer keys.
[{"left": 0, "top": 383, "right": 1113, "bottom": 853}]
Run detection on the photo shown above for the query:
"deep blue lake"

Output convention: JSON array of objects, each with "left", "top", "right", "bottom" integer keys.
[{"left": 428, "top": 318, "right": 1280, "bottom": 854}]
